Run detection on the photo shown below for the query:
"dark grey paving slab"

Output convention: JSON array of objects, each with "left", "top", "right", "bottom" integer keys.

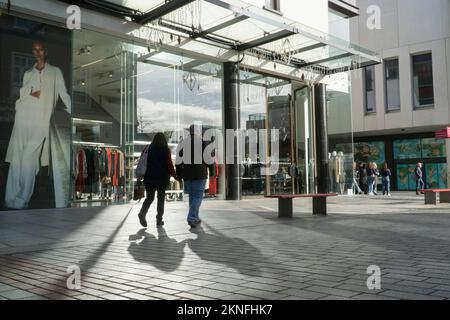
[{"left": 0, "top": 194, "right": 450, "bottom": 300}]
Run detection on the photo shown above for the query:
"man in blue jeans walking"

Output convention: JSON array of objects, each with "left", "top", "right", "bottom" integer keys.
[{"left": 176, "top": 124, "right": 213, "bottom": 228}]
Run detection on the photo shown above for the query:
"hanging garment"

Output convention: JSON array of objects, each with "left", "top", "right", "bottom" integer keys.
[
  {"left": 106, "top": 148, "right": 112, "bottom": 177},
  {"left": 84, "top": 148, "right": 95, "bottom": 193},
  {"left": 209, "top": 160, "right": 219, "bottom": 195},
  {"left": 5, "top": 63, "right": 71, "bottom": 209},
  {"left": 75, "top": 149, "right": 87, "bottom": 193},
  {"left": 112, "top": 151, "right": 120, "bottom": 187}
]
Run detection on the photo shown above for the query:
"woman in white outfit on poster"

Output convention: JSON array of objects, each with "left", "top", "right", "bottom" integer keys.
[{"left": 5, "top": 41, "right": 71, "bottom": 209}]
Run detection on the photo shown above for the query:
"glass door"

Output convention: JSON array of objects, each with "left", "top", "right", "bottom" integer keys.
[
  {"left": 294, "top": 86, "right": 316, "bottom": 194},
  {"left": 265, "top": 80, "right": 293, "bottom": 195}
]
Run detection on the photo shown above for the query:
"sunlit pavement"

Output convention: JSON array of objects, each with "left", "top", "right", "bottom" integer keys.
[{"left": 1, "top": 193, "right": 450, "bottom": 300}]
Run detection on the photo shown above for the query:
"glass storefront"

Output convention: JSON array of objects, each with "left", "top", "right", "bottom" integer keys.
[
  {"left": 294, "top": 86, "right": 315, "bottom": 194},
  {"left": 393, "top": 137, "right": 447, "bottom": 190},
  {"left": 327, "top": 72, "right": 354, "bottom": 195},
  {"left": 72, "top": 29, "right": 135, "bottom": 205},
  {"left": 133, "top": 48, "right": 225, "bottom": 200},
  {"left": 239, "top": 71, "right": 293, "bottom": 196},
  {"left": 0, "top": 10, "right": 360, "bottom": 210}
]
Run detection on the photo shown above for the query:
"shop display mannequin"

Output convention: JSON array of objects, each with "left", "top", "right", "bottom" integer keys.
[
  {"left": 328, "top": 151, "right": 337, "bottom": 193},
  {"left": 329, "top": 151, "right": 345, "bottom": 194},
  {"left": 337, "top": 152, "right": 345, "bottom": 195}
]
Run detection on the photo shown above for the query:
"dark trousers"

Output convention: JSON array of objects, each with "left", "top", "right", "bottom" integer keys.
[{"left": 140, "top": 185, "right": 166, "bottom": 221}]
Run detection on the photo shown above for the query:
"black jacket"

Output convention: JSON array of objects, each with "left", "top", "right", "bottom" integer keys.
[
  {"left": 144, "top": 145, "right": 174, "bottom": 188},
  {"left": 176, "top": 134, "right": 213, "bottom": 180}
]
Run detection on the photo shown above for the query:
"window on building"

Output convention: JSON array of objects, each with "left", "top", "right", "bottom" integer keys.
[
  {"left": 364, "top": 65, "right": 376, "bottom": 113},
  {"left": 385, "top": 58, "right": 400, "bottom": 111},
  {"left": 412, "top": 53, "right": 434, "bottom": 107}
]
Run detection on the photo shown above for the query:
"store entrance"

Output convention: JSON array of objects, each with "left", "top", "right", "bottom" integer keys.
[{"left": 293, "top": 85, "right": 316, "bottom": 194}]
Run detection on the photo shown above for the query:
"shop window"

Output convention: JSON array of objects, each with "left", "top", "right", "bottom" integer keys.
[
  {"left": 364, "top": 65, "right": 376, "bottom": 113},
  {"left": 393, "top": 139, "right": 421, "bottom": 160},
  {"left": 412, "top": 53, "right": 434, "bottom": 108},
  {"left": 384, "top": 58, "right": 400, "bottom": 111},
  {"left": 354, "top": 141, "right": 385, "bottom": 167}
]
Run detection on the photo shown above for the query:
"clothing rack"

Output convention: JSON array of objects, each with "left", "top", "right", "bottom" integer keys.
[
  {"left": 73, "top": 143, "right": 125, "bottom": 202},
  {"left": 72, "top": 141, "right": 120, "bottom": 148}
]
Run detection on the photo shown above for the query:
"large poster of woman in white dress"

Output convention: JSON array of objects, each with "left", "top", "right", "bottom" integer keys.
[{"left": 0, "top": 14, "right": 71, "bottom": 210}]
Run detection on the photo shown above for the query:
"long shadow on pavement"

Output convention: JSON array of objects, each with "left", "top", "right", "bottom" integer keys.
[
  {"left": 127, "top": 227, "right": 185, "bottom": 272},
  {"left": 246, "top": 209, "right": 450, "bottom": 258},
  {"left": 186, "top": 222, "right": 264, "bottom": 277}
]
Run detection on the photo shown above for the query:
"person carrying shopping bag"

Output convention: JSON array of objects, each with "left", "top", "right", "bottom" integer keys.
[{"left": 138, "top": 133, "right": 177, "bottom": 228}]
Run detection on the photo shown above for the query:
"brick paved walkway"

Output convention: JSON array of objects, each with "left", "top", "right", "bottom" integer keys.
[{"left": 1, "top": 193, "right": 450, "bottom": 300}]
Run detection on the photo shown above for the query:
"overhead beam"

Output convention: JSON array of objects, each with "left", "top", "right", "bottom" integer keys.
[
  {"left": 136, "top": 0, "right": 195, "bottom": 25},
  {"left": 326, "top": 60, "right": 380, "bottom": 75},
  {"left": 236, "top": 30, "right": 295, "bottom": 51},
  {"left": 193, "top": 14, "right": 249, "bottom": 39},
  {"left": 204, "top": 0, "right": 381, "bottom": 63},
  {"left": 57, "top": 0, "right": 141, "bottom": 19},
  {"left": 328, "top": 0, "right": 359, "bottom": 18},
  {"left": 294, "top": 52, "right": 353, "bottom": 68},
  {"left": 289, "top": 42, "right": 327, "bottom": 56}
]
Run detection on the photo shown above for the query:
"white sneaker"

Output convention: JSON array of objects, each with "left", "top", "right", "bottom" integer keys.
[
  {"left": 369, "top": 192, "right": 374, "bottom": 196},
  {"left": 388, "top": 193, "right": 392, "bottom": 197}
]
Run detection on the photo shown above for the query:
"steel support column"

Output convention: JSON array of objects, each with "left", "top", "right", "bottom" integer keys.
[
  {"left": 223, "top": 62, "right": 241, "bottom": 200},
  {"left": 314, "top": 84, "right": 329, "bottom": 194}
]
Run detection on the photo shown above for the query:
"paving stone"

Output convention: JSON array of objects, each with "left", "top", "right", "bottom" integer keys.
[
  {"left": 432, "top": 285, "right": 450, "bottom": 292},
  {"left": 235, "top": 288, "right": 287, "bottom": 300},
  {"left": 151, "top": 286, "right": 180, "bottom": 295},
  {"left": 189, "top": 288, "right": 231, "bottom": 299},
  {"left": 73, "top": 294, "right": 104, "bottom": 300},
  {"left": 305, "top": 286, "right": 360, "bottom": 298},
  {"left": 353, "top": 294, "right": 396, "bottom": 300},
  {"left": 98, "top": 294, "right": 130, "bottom": 300},
  {"left": 0, "top": 284, "right": 17, "bottom": 293},
  {"left": 175, "top": 292, "right": 214, "bottom": 300},
  {"left": 238, "top": 281, "right": 287, "bottom": 292},
  {"left": 157, "top": 282, "right": 201, "bottom": 292},
  {"left": 277, "top": 289, "right": 327, "bottom": 300},
  {"left": 221, "top": 294, "right": 260, "bottom": 300},
  {"left": 186, "top": 279, "right": 216, "bottom": 287},
  {"left": 381, "top": 290, "right": 445, "bottom": 300},
  {"left": 429, "top": 291, "right": 450, "bottom": 299},
  {"left": 0, "top": 289, "right": 37, "bottom": 299},
  {"left": 120, "top": 292, "right": 154, "bottom": 300}
]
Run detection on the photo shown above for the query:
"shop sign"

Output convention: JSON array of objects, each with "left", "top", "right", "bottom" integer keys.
[{"left": 435, "top": 127, "right": 450, "bottom": 139}]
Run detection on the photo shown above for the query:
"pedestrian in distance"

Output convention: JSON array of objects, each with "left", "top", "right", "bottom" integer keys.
[
  {"left": 380, "top": 161, "right": 392, "bottom": 196},
  {"left": 372, "top": 162, "right": 380, "bottom": 195},
  {"left": 414, "top": 162, "right": 425, "bottom": 195},
  {"left": 138, "top": 132, "right": 177, "bottom": 228}
]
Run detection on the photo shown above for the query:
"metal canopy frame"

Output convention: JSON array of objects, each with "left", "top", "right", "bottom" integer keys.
[
  {"left": 57, "top": 0, "right": 381, "bottom": 77},
  {"left": 136, "top": 0, "right": 195, "bottom": 24}
]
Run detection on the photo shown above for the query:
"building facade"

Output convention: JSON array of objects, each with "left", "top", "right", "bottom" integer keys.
[
  {"left": 0, "top": 0, "right": 378, "bottom": 210},
  {"left": 351, "top": 0, "right": 450, "bottom": 190}
]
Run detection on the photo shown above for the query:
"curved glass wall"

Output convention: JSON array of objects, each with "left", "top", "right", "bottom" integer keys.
[
  {"left": 327, "top": 72, "right": 355, "bottom": 195},
  {"left": 72, "top": 30, "right": 135, "bottom": 205},
  {"left": 134, "top": 49, "right": 225, "bottom": 200},
  {"left": 239, "top": 70, "right": 293, "bottom": 196}
]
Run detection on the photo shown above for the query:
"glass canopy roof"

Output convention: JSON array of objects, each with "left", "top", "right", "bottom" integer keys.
[{"left": 59, "top": 0, "right": 381, "bottom": 78}]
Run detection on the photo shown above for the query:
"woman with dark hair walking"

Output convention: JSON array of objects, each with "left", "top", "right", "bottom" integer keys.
[{"left": 138, "top": 133, "right": 176, "bottom": 227}]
